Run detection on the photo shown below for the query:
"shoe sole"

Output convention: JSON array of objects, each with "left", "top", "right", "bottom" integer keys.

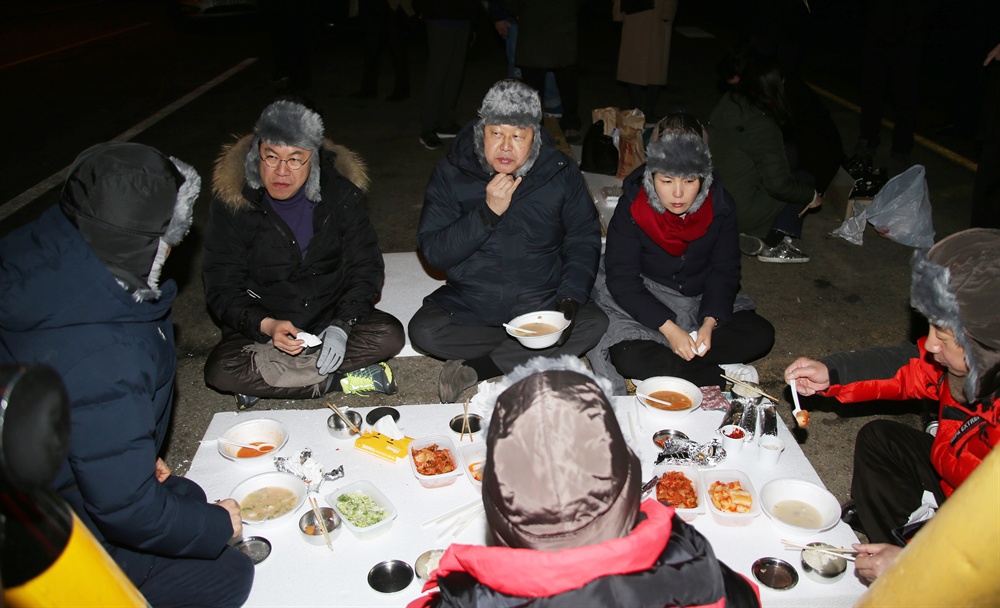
[
  {"left": 739, "top": 235, "right": 764, "bottom": 256},
  {"left": 419, "top": 139, "right": 440, "bottom": 151},
  {"left": 435, "top": 132, "right": 458, "bottom": 139},
  {"left": 757, "top": 256, "right": 810, "bottom": 263}
]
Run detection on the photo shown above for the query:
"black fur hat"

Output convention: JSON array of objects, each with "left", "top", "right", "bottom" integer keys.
[
  {"left": 244, "top": 100, "right": 324, "bottom": 202},
  {"left": 474, "top": 79, "right": 543, "bottom": 177},
  {"left": 642, "top": 129, "right": 714, "bottom": 214}
]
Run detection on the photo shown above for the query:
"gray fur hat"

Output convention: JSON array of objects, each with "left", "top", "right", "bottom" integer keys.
[
  {"left": 474, "top": 79, "right": 543, "bottom": 178},
  {"left": 643, "top": 130, "right": 714, "bottom": 214},
  {"left": 60, "top": 142, "right": 199, "bottom": 302},
  {"left": 910, "top": 228, "right": 1000, "bottom": 401},
  {"left": 244, "top": 100, "right": 324, "bottom": 202}
]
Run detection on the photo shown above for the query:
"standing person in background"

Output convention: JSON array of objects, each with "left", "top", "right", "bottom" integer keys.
[
  {"left": 612, "top": 0, "right": 679, "bottom": 123},
  {"left": 0, "top": 142, "right": 254, "bottom": 607},
  {"left": 505, "top": 0, "right": 584, "bottom": 142},
  {"left": 415, "top": 0, "right": 479, "bottom": 150},
  {"left": 709, "top": 57, "right": 822, "bottom": 263},
  {"left": 353, "top": 0, "right": 413, "bottom": 101},
  {"left": 203, "top": 99, "right": 404, "bottom": 409},
  {"left": 972, "top": 42, "right": 1000, "bottom": 229},
  {"left": 409, "top": 79, "right": 608, "bottom": 403},
  {"left": 487, "top": 0, "right": 564, "bottom": 117}
]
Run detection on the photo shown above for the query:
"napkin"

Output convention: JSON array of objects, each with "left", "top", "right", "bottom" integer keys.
[
  {"left": 373, "top": 415, "right": 404, "bottom": 440},
  {"left": 688, "top": 331, "right": 707, "bottom": 355},
  {"left": 295, "top": 332, "right": 322, "bottom": 347}
]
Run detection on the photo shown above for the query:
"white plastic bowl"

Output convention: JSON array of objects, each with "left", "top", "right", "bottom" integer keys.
[
  {"left": 230, "top": 471, "right": 307, "bottom": 528},
  {"left": 759, "top": 478, "right": 840, "bottom": 537},
  {"left": 217, "top": 418, "right": 289, "bottom": 466},
  {"left": 327, "top": 480, "right": 398, "bottom": 540},
  {"left": 634, "top": 377, "right": 703, "bottom": 421},
  {"left": 650, "top": 464, "right": 704, "bottom": 521},
  {"left": 704, "top": 469, "right": 761, "bottom": 526},
  {"left": 409, "top": 435, "right": 463, "bottom": 488},
  {"left": 505, "top": 311, "right": 570, "bottom": 349}
]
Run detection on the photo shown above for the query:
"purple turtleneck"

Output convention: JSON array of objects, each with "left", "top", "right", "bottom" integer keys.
[{"left": 265, "top": 188, "right": 315, "bottom": 259}]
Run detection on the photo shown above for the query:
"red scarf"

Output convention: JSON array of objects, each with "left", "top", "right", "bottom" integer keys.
[{"left": 630, "top": 188, "right": 713, "bottom": 256}]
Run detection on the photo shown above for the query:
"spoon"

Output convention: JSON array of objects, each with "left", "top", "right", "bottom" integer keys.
[
  {"left": 636, "top": 393, "right": 675, "bottom": 408},
  {"left": 204, "top": 437, "right": 277, "bottom": 452},
  {"left": 789, "top": 379, "right": 810, "bottom": 427},
  {"left": 502, "top": 323, "right": 536, "bottom": 335}
]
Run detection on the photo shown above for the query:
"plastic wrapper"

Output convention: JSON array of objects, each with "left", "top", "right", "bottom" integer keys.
[{"left": 738, "top": 399, "right": 758, "bottom": 441}]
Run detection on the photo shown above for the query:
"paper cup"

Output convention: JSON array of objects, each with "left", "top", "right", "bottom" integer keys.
[
  {"left": 758, "top": 436, "right": 785, "bottom": 466},
  {"left": 720, "top": 424, "right": 745, "bottom": 457}
]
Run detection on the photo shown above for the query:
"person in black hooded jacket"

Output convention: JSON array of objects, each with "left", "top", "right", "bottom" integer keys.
[
  {"left": 0, "top": 142, "right": 253, "bottom": 607},
  {"left": 203, "top": 99, "right": 404, "bottom": 409},
  {"left": 409, "top": 79, "right": 608, "bottom": 403}
]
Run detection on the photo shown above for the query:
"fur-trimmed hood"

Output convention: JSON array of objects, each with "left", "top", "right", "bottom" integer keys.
[
  {"left": 910, "top": 228, "right": 1000, "bottom": 401},
  {"left": 212, "top": 134, "right": 370, "bottom": 209}
]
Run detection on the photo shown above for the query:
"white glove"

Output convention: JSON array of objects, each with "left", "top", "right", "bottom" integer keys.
[{"left": 317, "top": 326, "right": 348, "bottom": 375}]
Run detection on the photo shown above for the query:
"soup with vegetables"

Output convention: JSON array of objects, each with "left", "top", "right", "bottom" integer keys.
[
  {"left": 645, "top": 390, "right": 693, "bottom": 411},
  {"left": 240, "top": 486, "right": 298, "bottom": 521}
]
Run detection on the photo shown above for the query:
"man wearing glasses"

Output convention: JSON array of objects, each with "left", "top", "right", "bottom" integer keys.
[{"left": 203, "top": 98, "right": 404, "bottom": 409}]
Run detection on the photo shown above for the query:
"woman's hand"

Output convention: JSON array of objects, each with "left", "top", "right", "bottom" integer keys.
[
  {"left": 695, "top": 317, "right": 716, "bottom": 357},
  {"left": 660, "top": 320, "right": 698, "bottom": 360},
  {"left": 261, "top": 318, "right": 304, "bottom": 355},
  {"left": 784, "top": 357, "right": 830, "bottom": 395}
]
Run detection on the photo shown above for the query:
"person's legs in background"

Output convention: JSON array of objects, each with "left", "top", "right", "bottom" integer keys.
[
  {"left": 420, "top": 20, "right": 470, "bottom": 148},
  {"left": 850, "top": 419, "right": 945, "bottom": 545}
]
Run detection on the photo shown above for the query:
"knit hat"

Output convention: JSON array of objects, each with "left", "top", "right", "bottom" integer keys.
[
  {"left": 482, "top": 364, "right": 641, "bottom": 551},
  {"left": 60, "top": 142, "right": 199, "bottom": 302},
  {"left": 474, "top": 79, "right": 543, "bottom": 178},
  {"left": 643, "top": 127, "right": 714, "bottom": 215},
  {"left": 244, "top": 100, "right": 324, "bottom": 202},
  {"left": 910, "top": 228, "right": 1000, "bottom": 401}
]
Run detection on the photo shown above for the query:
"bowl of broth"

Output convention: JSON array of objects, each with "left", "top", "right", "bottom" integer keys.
[
  {"left": 217, "top": 418, "right": 289, "bottom": 466},
  {"left": 634, "top": 376, "right": 703, "bottom": 420},
  {"left": 505, "top": 311, "right": 570, "bottom": 349},
  {"left": 230, "top": 471, "right": 308, "bottom": 528},
  {"left": 759, "top": 478, "right": 840, "bottom": 537}
]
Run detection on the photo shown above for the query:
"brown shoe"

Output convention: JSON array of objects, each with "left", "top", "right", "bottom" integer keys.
[{"left": 438, "top": 359, "right": 477, "bottom": 403}]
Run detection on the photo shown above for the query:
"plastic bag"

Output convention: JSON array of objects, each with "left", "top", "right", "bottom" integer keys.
[{"left": 832, "top": 164, "right": 935, "bottom": 248}]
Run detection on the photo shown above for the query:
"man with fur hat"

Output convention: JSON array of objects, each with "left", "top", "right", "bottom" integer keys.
[
  {"left": 408, "top": 356, "right": 760, "bottom": 607},
  {"left": 409, "top": 79, "right": 608, "bottom": 403},
  {"left": 203, "top": 98, "right": 404, "bottom": 409},
  {"left": 786, "top": 228, "right": 1000, "bottom": 552},
  {"left": 589, "top": 112, "right": 775, "bottom": 395},
  {"left": 0, "top": 142, "right": 254, "bottom": 607}
]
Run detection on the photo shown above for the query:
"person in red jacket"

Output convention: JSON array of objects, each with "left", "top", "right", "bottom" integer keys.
[{"left": 785, "top": 228, "right": 1000, "bottom": 551}]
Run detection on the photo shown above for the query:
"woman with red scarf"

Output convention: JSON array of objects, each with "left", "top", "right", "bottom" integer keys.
[{"left": 588, "top": 113, "right": 774, "bottom": 391}]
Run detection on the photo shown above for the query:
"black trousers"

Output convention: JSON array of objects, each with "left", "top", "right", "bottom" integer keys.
[
  {"left": 407, "top": 300, "right": 608, "bottom": 373},
  {"left": 204, "top": 309, "right": 404, "bottom": 399},
  {"left": 520, "top": 65, "right": 581, "bottom": 131},
  {"left": 608, "top": 310, "right": 775, "bottom": 388},
  {"left": 851, "top": 419, "right": 946, "bottom": 545},
  {"left": 109, "top": 476, "right": 254, "bottom": 608}
]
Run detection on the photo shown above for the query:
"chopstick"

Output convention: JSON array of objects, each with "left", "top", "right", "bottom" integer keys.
[
  {"left": 636, "top": 392, "right": 674, "bottom": 408},
  {"left": 325, "top": 401, "right": 361, "bottom": 435},
  {"left": 461, "top": 399, "right": 472, "bottom": 443},
  {"left": 309, "top": 496, "right": 334, "bottom": 551},
  {"left": 782, "top": 540, "right": 858, "bottom": 561},
  {"left": 720, "top": 374, "right": 782, "bottom": 403},
  {"left": 437, "top": 505, "right": 485, "bottom": 540},
  {"left": 422, "top": 498, "right": 482, "bottom": 528}
]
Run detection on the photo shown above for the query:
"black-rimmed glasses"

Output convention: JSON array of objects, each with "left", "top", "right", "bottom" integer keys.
[{"left": 260, "top": 153, "right": 310, "bottom": 170}]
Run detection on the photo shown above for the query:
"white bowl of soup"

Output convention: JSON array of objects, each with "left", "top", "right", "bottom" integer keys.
[
  {"left": 230, "top": 472, "right": 308, "bottom": 528},
  {"left": 217, "top": 418, "right": 289, "bottom": 466},
  {"left": 759, "top": 478, "right": 840, "bottom": 537},
  {"left": 634, "top": 376, "right": 703, "bottom": 420},
  {"left": 505, "top": 311, "right": 570, "bottom": 349}
]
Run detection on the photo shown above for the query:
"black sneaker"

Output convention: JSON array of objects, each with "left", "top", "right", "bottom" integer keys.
[
  {"left": 435, "top": 124, "right": 461, "bottom": 139},
  {"left": 840, "top": 500, "right": 866, "bottom": 536},
  {"left": 419, "top": 131, "right": 442, "bottom": 150},
  {"left": 235, "top": 393, "right": 260, "bottom": 411}
]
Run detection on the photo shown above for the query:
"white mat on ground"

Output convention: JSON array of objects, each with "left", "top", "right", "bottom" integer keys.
[
  {"left": 379, "top": 252, "right": 445, "bottom": 357},
  {"left": 186, "top": 399, "right": 867, "bottom": 607}
]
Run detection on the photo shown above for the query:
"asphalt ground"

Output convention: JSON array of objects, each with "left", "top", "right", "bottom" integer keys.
[{"left": 2, "top": 2, "right": 986, "bottom": 514}]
